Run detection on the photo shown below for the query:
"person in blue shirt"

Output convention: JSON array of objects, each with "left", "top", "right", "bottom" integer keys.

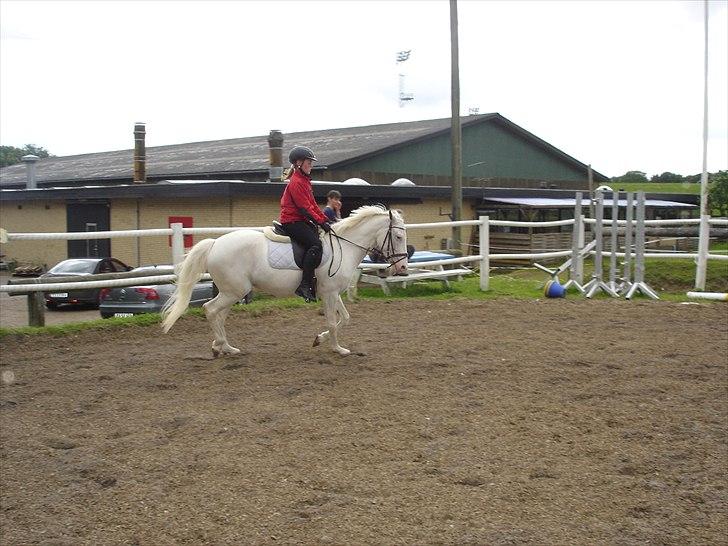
[{"left": 323, "top": 190, "right": 342, "bottom": 222}]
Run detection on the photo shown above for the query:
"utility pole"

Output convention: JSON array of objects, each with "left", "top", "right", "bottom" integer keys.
[
  {"left": 695, "top": 0, "right": 710, "bottom": 290},
  {"left": 450, "top": 0, "right": 462, "bottom": 251}
]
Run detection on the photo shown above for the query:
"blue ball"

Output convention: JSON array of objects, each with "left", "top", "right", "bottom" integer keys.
[{"left": 544, "top": 280, "right": 566, "bottom": 298}]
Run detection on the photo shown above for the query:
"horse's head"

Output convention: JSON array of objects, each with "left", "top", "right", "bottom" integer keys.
[
  {"left": 336, "top": 205, "right": 409, "bottom": 274},
  {"left": 378, "top": 208, "right": 408, "bottom": 275}
]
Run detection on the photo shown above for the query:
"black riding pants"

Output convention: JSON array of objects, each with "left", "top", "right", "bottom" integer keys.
[{"left": 283, "top": 221, "right": 322, "bottom": 283}]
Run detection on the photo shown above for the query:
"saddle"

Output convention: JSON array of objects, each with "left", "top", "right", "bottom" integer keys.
[{"left": 263, "top": 221, "right": 327, "bottom": 270}]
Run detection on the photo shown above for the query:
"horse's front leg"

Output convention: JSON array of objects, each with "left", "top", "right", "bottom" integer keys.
[{"left": 314, "top": 293, "right": 350, "bottom": 356}]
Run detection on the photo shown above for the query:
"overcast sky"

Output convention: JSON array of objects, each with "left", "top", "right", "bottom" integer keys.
[{"left": 1, "top": 0, "right": 726, "bottom": 178}]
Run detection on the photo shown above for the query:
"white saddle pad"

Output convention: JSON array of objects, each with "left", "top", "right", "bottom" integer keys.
[{"left": 267, "top": 240, "right": 332, "bottom": 271}]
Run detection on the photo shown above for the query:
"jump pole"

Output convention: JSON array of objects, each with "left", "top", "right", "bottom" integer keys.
[
  {"left": 620, "top": 191, "right": 634, "bottom": 295},
  {"left": 563, "top": 191, "right": 585, "bottom": 293},
  {"left": 686, "top": 292, "right": 728, "bottom": 301},
  {"left": 607, "top": 192, "right": 619, "bottom": 293},
  {"left": 585, "top": 192, "right": 619, "bottom": 298},
  {"left": 625, "top": 191, "right": 659, "bottom": 299}
]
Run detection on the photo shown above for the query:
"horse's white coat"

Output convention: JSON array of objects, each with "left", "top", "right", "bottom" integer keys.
[{"left": 161, "top": 206, "right": 408, "bottom": 357}]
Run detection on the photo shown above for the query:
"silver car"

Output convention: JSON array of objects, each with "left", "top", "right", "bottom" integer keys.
[{"left": 99, "top": 265, "right": 214, "bottom": 319}]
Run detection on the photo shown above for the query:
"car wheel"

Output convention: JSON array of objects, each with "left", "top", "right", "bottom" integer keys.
[
  {"left": 100, "top": 313, "right": 113, "bottom": 319},
  {"left": 46, "top": 302, "right": 58, "bottom": 310}
]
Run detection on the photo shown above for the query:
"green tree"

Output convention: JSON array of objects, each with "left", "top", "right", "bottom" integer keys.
[
  {"left": 0, "top": 144, "right": 53, "bottom": 168},
  {"left": 683, "top": 173, "right": 701, "bottom": 183},
  {"left": 650, "top": 171, "right": 684, "bottom": 183},
  {"left": 708, "top": 170, "right": 728, "bottom": 217},
  {"left": 612, "top": 170, "right": 648, "bottom": 184}
]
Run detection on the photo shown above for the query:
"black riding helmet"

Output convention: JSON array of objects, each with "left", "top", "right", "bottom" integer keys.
[{"left": 288, "top": 146, "right": 317, "bottom": 164}]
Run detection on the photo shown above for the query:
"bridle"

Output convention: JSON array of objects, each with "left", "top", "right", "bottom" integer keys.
[{"left": 324, "top": 209, "right": 408, "bottom": 277}]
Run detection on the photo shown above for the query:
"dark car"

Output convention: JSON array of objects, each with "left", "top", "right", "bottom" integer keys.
[
  {"left": 42, "top": 257, "right": 132, "bottom": 309},
  {"left": 99, "top": 265, "right": 214, "bottom": 319}
]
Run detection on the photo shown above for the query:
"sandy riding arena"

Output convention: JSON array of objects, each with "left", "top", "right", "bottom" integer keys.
[{"left": 1, "top": 299, "right": 726, "bottom": 545}]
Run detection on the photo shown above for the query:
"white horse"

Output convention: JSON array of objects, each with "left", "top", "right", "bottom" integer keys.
[{"left": 161, "top": 205, "right": 408, "bottom": 357}]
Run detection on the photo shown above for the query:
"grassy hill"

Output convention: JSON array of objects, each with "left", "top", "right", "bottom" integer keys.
[{"left": 610, "top": 182, "right": 700, "bottom": 195}]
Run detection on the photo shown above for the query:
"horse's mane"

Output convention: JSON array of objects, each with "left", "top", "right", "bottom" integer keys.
[{"left": 335, "top": 204, "right": 398, "bottom": 233}]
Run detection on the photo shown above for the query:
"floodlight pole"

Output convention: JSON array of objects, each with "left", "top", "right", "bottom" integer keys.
[
  {"left": 695, "top": 0, "right": 710, "bottom": 290},
  {"left": 450, "top": 0, "right": 462, "bottom": 251}
]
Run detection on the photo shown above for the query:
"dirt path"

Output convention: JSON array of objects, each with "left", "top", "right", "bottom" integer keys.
[{"left": 1, "top": 298, "right": 726, "bottom": 545}]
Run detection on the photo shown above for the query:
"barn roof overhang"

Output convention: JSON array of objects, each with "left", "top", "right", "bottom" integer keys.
[{"left": 0, "top": 180, "right": 698, "bottom": 207}]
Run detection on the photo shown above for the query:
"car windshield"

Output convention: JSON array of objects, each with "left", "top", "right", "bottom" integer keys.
[{"left": 48, "top": 259, "right": 98, "bottom": 274}]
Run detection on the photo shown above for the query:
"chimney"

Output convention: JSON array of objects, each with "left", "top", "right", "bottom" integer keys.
[
  {"left": 21, "top": 154, "right": 39, "bottom": 189},
  {"left": 267, "top": 129, "right": 284, "bottom": 182},
  {"left": 133, "top": 122, "right": 146, "bottom": 183}
]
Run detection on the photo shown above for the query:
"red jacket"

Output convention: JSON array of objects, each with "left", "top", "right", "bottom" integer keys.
[{"left": 279, "top": 170, "right": 328, "bottom": 224}]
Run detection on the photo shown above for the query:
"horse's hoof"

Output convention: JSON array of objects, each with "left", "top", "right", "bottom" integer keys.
[
  {"left": 313, "top": 334, "right": 321, "bottom": 347},
  {"left": 335, "top": 348, "right": 351, "bottom": 357},
  {"left": 212, "top": 348, "right": 221, "bottom": 358}
]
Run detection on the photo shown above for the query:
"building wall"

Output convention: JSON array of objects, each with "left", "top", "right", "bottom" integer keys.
[
  {"left": 109, "top": 196, "right": 281, "bottom": 267},
  {"left": 0, "top": 200, "right": 67, "bottom": 267},
  {"left": 337, "top": 121, "right": 589, "bottom": 183}
]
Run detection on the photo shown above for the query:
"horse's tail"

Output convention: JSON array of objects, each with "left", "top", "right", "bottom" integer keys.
[{"left": 161, "top": 238, "right": 216, "bottom": 333}]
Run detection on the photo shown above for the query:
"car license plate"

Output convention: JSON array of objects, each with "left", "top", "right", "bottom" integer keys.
[
  {"left": 49, "top": 293, "right": 68, "bottom": 298},
  {"left": 114, "top": 313, "right": 134, "bottom": 318}
]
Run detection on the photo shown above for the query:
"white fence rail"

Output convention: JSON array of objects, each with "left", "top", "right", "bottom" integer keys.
[{"left": 2, "top": 216, "right": 727, "bottom": 297}]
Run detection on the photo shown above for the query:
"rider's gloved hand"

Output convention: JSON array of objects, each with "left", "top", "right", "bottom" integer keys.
[{"left": 320, "top": 221, "right": 332, "bottom": 233}]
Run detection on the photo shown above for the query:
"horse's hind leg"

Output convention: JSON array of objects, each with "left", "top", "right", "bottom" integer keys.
[
  {"left": 336, "top": 295, "right": 350, "bottom": 326},
  {"left": 204, "top": 291, "right": 242, "bottom": 357}
]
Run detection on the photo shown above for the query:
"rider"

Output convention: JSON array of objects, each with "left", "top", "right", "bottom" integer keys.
[{"left": 280, "top": 146, "right": 332, "bottom": 302}]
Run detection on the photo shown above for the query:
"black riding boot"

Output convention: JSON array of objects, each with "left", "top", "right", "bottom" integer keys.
[
  {"left": 295, "top": 273, "right": 316, "bottom": 302},
  {"left": 295, "top": 248, "right": 319, "bottom": 302}
]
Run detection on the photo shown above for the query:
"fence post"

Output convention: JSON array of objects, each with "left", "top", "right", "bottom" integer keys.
[
  {"left": 479, "top": 215, "right": 489, "bottom": 291},
  {"left": 27, "top": 292, "right": 45, "bottom": 327},
  {"left": 171, "top": 223, "right": 185, "bottom": 272}
]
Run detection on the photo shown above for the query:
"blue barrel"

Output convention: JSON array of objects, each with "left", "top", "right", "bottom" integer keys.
[{"left": 544, "top": 280, "right": 566, "bottom": 298}]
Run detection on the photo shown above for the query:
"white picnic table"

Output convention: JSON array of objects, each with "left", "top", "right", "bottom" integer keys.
[{"left": 348, "top": 251, "right": 473, "bottom": 297}]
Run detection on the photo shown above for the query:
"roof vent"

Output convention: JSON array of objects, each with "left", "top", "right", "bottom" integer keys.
[
  {"left": 343, "top": 177, "right": 370, "bottom": 185},
  {"left": 21, "top": 155, "right": 40, "bottom": 189},
  {"left": 267, "top": 129, "right": 284, "bottom": 182},
  {"left": 391, "top": 178, "right": 415, "bottom": 186},
  {"left": 133, "top": 122, "right": 146, "bottom": 184}
]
